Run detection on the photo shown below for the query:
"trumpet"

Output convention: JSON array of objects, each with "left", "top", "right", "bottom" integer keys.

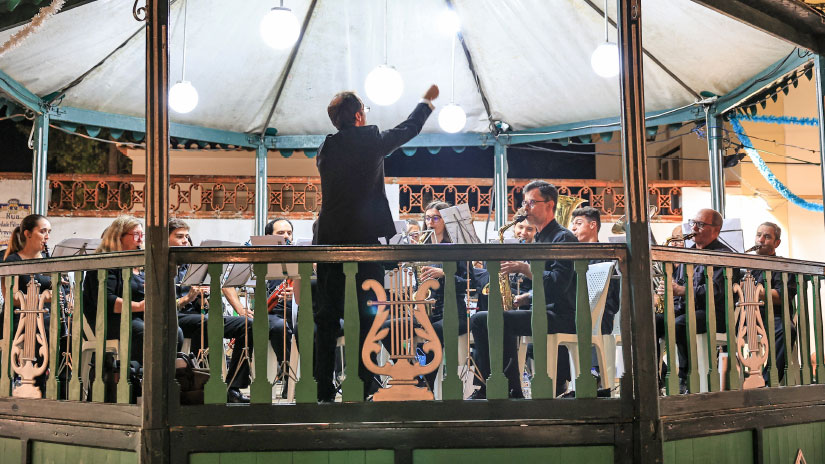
[
  {"left": 652, "top": 232, "right": 697, "bottom": 313},
  {"left": 664, "top": 232, "right": 696, "bottom": 245}
]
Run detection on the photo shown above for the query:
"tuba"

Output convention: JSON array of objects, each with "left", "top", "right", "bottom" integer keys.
[{"left": 556, "top": 195, "right": 588, "bottom": 228}]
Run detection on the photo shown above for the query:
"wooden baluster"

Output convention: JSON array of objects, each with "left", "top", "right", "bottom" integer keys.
[
  {"left": 663, "top": 263, "right": 678, "bottom": 396},
  {"left": 575, "top": 259, "right": 596, "bottom": 398},
  {"left": 250, "top": 263, "right": 271, "bottom": 404},
  {"left": 485, "top": 261, "right": 507, "bottom": 399},
  {"left": 781, "top": 273, "right": 799, "bottom": 386},
  {"left": 764, "top": 270, "right": 779, "bottom": 387},
  {"left": 813, "top": 276, "right": 825, "bottom": 384},
  {"left": 117, "top": 268, "right": 132, "bottom": 404},
  {"left": 798, "top": 274, "right": 812, "bottom": 385},
  {"left": 341, "top": 262, "right": 362, "bottom": 402},
  {"left": 704, "top": 265, "right": 720, "bottom": 392},
  {"left": 46, "top": 272, "right": 61, "bottom": 400},
  {"left": 203, "top": 264, "right": 226, "bottom": 404},
  {"left": 294, "top": 262, "right": 316, "bottom": 403},
  {"left": 91, "top": 269, "right": 108, "bottom": 402},
  {"left": 529, "top": 260, "right": 552, "bottom": 399},
  {"left": 0, "top": 276, "right": 14, "bottom": 397},
  {"left": 68, "top": 272, "right": 83, "bottom": 400},
  {"left": 440, "top": 261, "right": 462, "bottom": 401},
  {"left": 684, "top": 264, "right": 700, "bottom": 393}
]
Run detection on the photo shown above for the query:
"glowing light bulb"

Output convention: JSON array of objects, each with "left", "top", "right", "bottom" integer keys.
[
  {"left": 438, "top": 103, "right": 466, "bottom": 133},
  {"left": 364, "top": 65, "right": 404, "bottom": 106},
  {"left": 169, "top": 80, "right": 198, "bottom": 113},
  {"left": 259, "top": 7, "right": 300, "bottom": 50},
  {"left": 591, "top": 42, "right": 620, "bottom": 78}
]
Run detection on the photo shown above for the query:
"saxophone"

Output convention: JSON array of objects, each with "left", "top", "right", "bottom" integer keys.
[{"left": 495, "top": 210, "right": 528, "bottom": 311}]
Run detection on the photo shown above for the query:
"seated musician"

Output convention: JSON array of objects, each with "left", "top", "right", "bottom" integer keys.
[
  {"left": 470, "top": 180, "right": 578, "bottom": 399},
  {"left": 2, "top": 214, "right": 54, "bottom": 393},
  {"left": 655, "top": 209, "right": 740, "bottom": 393},
  {"left": 404, "top": 201, "right": 479, "bottom": 391},
  {"left": 748, "top": 222, "right": 796, "bottom": 383},
  {"left": 170, "top": 218, "right": 252, "bottom": 403},
  {"left": 502, "top": 218, "right": 536, "bottom": 310},
  {"left": 263, "top": 217, "right": 297, "bottom": 370},
  {"left": 405, "top": 219, "right": 422, "bottom": 242}
]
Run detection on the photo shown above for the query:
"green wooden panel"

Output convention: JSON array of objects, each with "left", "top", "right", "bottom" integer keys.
[
  {"left": 0, "top": 436, "right": 21, "bottom": 464},
  {"left": 117, "top": 267, "right": 133, "bottom": 404},
  {"left": 30, "top": 441, "right": 136, "bottom": 464},
  {"left": 204, "top": 264, "right": 227, "bottom": 404},
  {"left": 190, "top": 450, "right": 393, "bottom": 464},
  {"left": 340, "top": 262, "right": 363, "bottom": 402},
  {"left": 797, "top": 274, "right": 813, "bottom": 385},
  {"left": 663, "top": 431, "right": 752, "bottom": 464},
  {"left": 250, "top": 263, "right": 271, "bottom": 404},
  {"left": 764, "top": 270, "right": 779, "bottom": 387},
  {"left": 781, "top": 273, "right": 800, "bottom": 386},
  {"left": 46, "top": 272, "right": 62, "bottom": 400},
  {"left": 413, "top": 447, "right": 612, "bottom": 463},
  {"left": 763, "top": 421, "right": 825, "bottom": 464},
  {"left": 704, "top": 266, "right": 720, "bottom": 392}
]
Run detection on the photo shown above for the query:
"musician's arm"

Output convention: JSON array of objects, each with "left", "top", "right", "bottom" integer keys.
[{"left": 222, "top": 287, "right": 251, "bottom": 319}]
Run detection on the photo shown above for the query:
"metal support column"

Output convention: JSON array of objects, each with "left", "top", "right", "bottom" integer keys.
[
  {"left": 617, "top": 0, "right": 663, "bottom": 462},
  {"left": 493, "top": 139, "right": 509, "bottom": 229},
  {"left": 31, "top": 113, "right": 49, "bottom": 215},
  {"left": 141, "top": 1, "right": 172, "bottom": 463},
  {"left": 814, "top": 55, "right": 825, "bottom": 234},
  {"left": 255, "top": 142, "right": 268, "bottom": 235},
  {"left": 706, "top": 107, "right": 726, "bottom": 216}
]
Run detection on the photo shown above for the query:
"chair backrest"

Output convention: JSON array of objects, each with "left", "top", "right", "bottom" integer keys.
[{"left": 586, "top": 261, "right": 615, "bottom": 335}]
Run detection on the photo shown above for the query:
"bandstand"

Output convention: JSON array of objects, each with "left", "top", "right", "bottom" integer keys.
[{"left": 1, "top": 1, "right": 825, "bottom": 463}]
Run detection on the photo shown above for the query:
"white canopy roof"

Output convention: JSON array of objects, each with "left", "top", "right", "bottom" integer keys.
[{"left": 0, "top": 0, "right": 796, "bottom": 136}]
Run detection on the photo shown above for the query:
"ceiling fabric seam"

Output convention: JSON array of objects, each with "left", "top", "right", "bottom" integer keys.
[
  {"left": 257, "top": 0, "right": 320, "bottom": 139},
  {"left": 582, "top": 0, "right": 701, "bottom": 100},
  {"left": 444, "top": 0, "right": 495, "bottom": 133}
]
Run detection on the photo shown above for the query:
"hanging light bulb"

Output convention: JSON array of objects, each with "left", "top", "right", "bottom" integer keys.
[
  {"left": 436, "top": 8, "right": 461, "bottom": 36},
  {"left": 438, "top": 103, "right": 466, "bottom": 133},
  {"left": 591, "top": 0, "right": 619, "bottom": 78},
  {"left": 365, "top": 65, "right": 404, "bottom": 106},
  {"left": 365, "top": 0, "right": 403, "bottom": 106},
  {"left": 170, "top": 0, "right": 198, "bottom": 113},
  {"left": 169, "top": 81, "right": 199, "bottom": 114},
  {"left": 591, "top": 42, "right": 619, "bottom": 78},
  {"left": 259, "top": 2, "right": 300, "bottom": 50}
]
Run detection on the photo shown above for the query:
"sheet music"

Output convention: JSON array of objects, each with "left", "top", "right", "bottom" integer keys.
[
  {"left": 180, "top": 263, "right": 210, "bottom": 286},
  {"left": 222, "top": 263, "right": 253, "bottom": 288},
  {"left": 249, "top": 235, "right": 299, "bottom": 278},
  {"left": 51, "top": 238, "right": 101, "bottom": 257},
  {"left": 440, "top": 203, "right": 480, "bottom": 244}
]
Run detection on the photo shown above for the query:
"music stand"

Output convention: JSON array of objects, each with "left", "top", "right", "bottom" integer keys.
[
  {"left": 51, "top": 238, "right": 101, "bottom": 257},
  {"left": 179, "top": 263, "right": 212, "bottom": 368},
  {"left": 441, "top": 203, "right": 480, "bottom": 244}
]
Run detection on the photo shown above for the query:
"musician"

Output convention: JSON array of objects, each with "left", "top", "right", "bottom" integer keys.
[
  {"left": 405, "top": 219, "right": 422, "bottom": 242},
  {"left": 470, "top": 180, "right": 578, "bottom": 398},
  {"left": 313, "top": 85, "right": 439, "bottom": 402},
  {"left": 263, "top": 217, "right": 296, "bottom": 368},
  {"left": 2, "top": 214, "right": 54, "bottom": 393},
  {"left": 170, "top": 218, "right": 252, "bottom": 403},
  {"left": 656, "top": 208, "right": 739, "bottom": 393},
  {"left": 500, "top": 219, "right": 535, "bottom": 311},
  {"left": 749, "top": 222, "right": 796, "bottom": 383}
]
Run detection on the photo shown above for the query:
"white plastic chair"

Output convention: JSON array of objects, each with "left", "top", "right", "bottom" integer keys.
[
  {"left": 545, "top": 261, "right": 616, "bottom": 390},
  {"left": 80, "top": 315, "right": 119, "bottom": 400}
]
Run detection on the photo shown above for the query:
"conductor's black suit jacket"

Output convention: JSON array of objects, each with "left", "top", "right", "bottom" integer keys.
[{"left": 314, "top": 103, "right": 432, "bottom": 245}]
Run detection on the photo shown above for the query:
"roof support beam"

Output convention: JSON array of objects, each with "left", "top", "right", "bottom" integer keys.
[
  {"left": 815, "top": 55, "right": 825, "bottom": 239},
  {"left": 705, "top": 107, "right": 725, "bottom": 215},
  {"left": 493, "top": 141, "right": 508, "bottom": 229},
  {"left": 690, "top": 0, "right": 825, "bottom": 54},
  {"left": 31, "top": 112, "right": 48, "bottom": 215},
  {"left": 0, "top": 69, "right": 42, "bottom": 112}
]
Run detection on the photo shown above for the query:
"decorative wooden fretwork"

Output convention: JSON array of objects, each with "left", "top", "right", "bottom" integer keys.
[
  {"left": 735, "top": 271, "right": 769, "bottom": 389},
  {"left": 361, "top": 268, "right": 442, "bottom": 401},
  {"left": 11, "top": 278, "right": 50, "bottom": 398}
]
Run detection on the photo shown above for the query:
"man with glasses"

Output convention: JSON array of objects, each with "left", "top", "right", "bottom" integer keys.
[
  {"left": 313, "top": 85, "right": 439, "bottom": 402},
  {"left": 470, "top": 180, "right": 578, "bottom": 398},
  {"left": 657, "top": 208, "right": 739, "bottom": 394}
]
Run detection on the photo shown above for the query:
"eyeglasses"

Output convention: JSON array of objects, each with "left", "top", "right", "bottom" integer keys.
[
  {"left": 688, "top": 219, "right": 712, "bottom": 230},
  {"left": 521, "top": 199, "right": 549, "bottom": 208},
  {"left": 124, "top": 231, "right": 145, "bottom": 240},
  {"left": 362, "top": 105, "right": 370, "bottom": 113},
  {"left": 424, "top": 215, "right": 442, "bottom": 223}
]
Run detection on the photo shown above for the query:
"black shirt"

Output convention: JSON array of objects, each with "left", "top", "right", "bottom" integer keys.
[
  {"left": 534, "top": 219, "right": 578, "bottom": 332},
  {"left": 83, "top": 267, "right": 145, "bottom": 336},
  {"left": 3, "top": 252, "right": 52, "bottom": 297},
  {"left": 673, "top": 239, "right": 740, "bottom": 328},
  {"left": 749, "top": 256, "right": 798, "bottom": 316}
]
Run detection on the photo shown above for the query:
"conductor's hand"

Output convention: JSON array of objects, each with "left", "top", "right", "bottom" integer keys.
[{"left": 423, "top": 85, "right": 439, "bottom": 101}]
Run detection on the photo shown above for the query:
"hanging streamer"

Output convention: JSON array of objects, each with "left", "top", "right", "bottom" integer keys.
[
  {"left": 0, "top": 0, "right": 66, "bottom": 57},
  {"left": 735, "top": 114, "right": 819, "bottom": 127},
  {"left": 729, "top": 117, "right": 823, "bottom": 212}
]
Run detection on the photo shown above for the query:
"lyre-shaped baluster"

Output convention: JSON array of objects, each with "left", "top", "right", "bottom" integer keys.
[
  {"left": 11, "top": 278, "right": 50, "bottom": 398},
  {"left": 735, "top": 271, "right": 768, "bottom": 389},
  {"left": 361, "top": 267, "right": 442, "bottom": 401}
]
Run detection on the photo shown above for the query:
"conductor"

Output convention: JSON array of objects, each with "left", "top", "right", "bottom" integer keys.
[{"left": 313, "top": 85, "right": 439, "bottom": 402}]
